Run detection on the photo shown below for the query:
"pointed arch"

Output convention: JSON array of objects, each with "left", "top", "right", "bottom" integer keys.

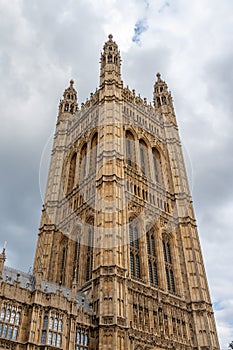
[
  {"left": 58, "top": 236, "right": 68, "bottom": 285},
  {"left": 79, "top": 143, "right": 87, "bottom": 182},
  {"left": 162, "top": 95, "right": 167, "bottom": 104},
  {"left": 89, "top": 133, "right": 98, "bottom": 175},
  {"left": 86, "top": 218, "right": 94, "bottom": 282},
  {"left": 152, "top": 147, "right": 163, "bottom": 184},
  {"left": 125, "top": 130, "right": 136, "bottom": 167},
  {"left": 139, "top": 139, "right": 150, "bottom": 176},
  {"left": 129, "top": 218, "right": 141, "bottom": 279},
  {"left": 71, "top": 224, "right": 82, "bottom": 282},
  {"left": 67, "top": 152, "right": 77, "bottom": 193},
  {"left": 162, "top": 234, "right": 175, "bottom": 293},
  {"left": 146, "top": 225, "right": 159, "bottom": 286}
]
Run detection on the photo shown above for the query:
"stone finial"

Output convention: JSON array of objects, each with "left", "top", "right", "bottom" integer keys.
[
  {"left": 0, "top": 245, "right": 6, "bottom": 279},
  {"left": 156, "top": 72, "right": 161, "bottom": 81},
  {"left": 108, "top": 34, "right": 113, "bottom": 41},
  {"left": 70, "top": 79, "right": 74, "bottom": 87}
]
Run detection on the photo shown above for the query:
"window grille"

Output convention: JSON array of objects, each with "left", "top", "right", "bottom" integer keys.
[
  {"left": 75, "top": 327, "right": 89, "bottom": 349},
  {"left": 41, "top": 311, "right": 63, "bottom": 347},
  {"left": 0, "top": 303, "right": 21, "bottom": 341}
]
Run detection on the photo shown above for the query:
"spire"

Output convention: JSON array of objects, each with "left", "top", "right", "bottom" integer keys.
[
  {"left": 0, "top": 243, "right": 6, "bottom": 279},
  {"left": 58, "top": 80, "right": 78, "bottom": 122},
  {"left": 99, "top": 34, "right": 122, "bottom": 87}
]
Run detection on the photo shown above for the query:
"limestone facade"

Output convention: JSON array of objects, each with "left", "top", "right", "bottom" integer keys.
[{"left": 0, "top": 35, "right": 220, "bottom": 350}]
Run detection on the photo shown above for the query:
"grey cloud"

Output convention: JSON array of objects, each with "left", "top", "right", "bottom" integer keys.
[{"left": 0, "top": 0, "right": 233, "bottom": 347}]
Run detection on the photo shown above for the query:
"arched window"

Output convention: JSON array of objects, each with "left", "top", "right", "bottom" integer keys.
[
  {"left": 75, "top": 327, "right": 89, "bottom": 349},
  {"left": 54, "top": 318, "right": 58, "bottom": 331},
  {"left": 125, "top": 131, "right": 136, "bottom": 167},
  {"left": 162, "top": 96, "right": 167, "bottom": 104},
  {"left": 79, "top": 143, "right": 87, "bottom": 182},
  {"left": 49, "top": 316, "right": 54, "bottom": 329},
  {"left": 59, "top": 238, "right": 68, "bottom": 285},
  {"left": 163, "top": 238, "right": 175, "bottom": 293},
  {"left": 67, "top": 152, "right": 77, "bottom": 193},
  {"left": 152, "top": 148, "right": 162, "bottom": 184},
  {"left": 139, "top": 140, "right": 149, "bottom": 176},
  {"left": 43, "top": 313, "right": 48, "bottom": 329},
  {"left": 0, "top": 304, "right": 20, "bottom": 341},
  {"left": 108, "top": 55, "right": 112, "bottom": 63},
  {"left": 10, "top": 311, "right": 16, "bottom": 324},
  {"left": 42, "top": 312, "right": 63, "bottom": 347},
  {"left": 0, "top": 306, "right": 5, "bottom": 321},
  {"left": 146, "top": 226, "right": 158, "bottom": 286},
  {"left": 5, "top": 309, "right": 10, "bottom": 322},
  {"left": 72, "top": 225, "right": 82, "bottom": 282},
  {"left": 90, "top": 133, "right": 98, "bottom": 175},
  {"left": 15, "top": 312, "right": 20, "bottom": 325},
  {"left": 86, "top": 219, "right": 94, "bottom": 281},
  {"left": 58, "top": 320, "right": 62, "bottom": 332},
  {"left": 129, "top": 219, "right": 141, "bottom": 279}
]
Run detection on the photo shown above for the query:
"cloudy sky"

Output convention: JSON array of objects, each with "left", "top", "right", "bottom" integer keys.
[{"left": 0, "top": 0, "right": 232, "bottom": 347}]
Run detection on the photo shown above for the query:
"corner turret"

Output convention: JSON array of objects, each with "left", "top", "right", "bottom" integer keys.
[
  {"left": 153, "top": 73, "right": 171, "bottom": 108},
  {"left": 57, "top": 80, "right": 78, "bottom": 123},
  {"left": 153, "top": 72, "right": 176, "bottom": 125}
]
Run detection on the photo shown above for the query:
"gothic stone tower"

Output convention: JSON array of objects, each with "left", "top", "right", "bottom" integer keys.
[{"left": 33, "top": 34, "right": 219, "bottom": 350}]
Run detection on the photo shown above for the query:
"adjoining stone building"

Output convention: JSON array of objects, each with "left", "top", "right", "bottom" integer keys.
[{"left": 0, "top": 34, "right": 220, "bottom": 350}]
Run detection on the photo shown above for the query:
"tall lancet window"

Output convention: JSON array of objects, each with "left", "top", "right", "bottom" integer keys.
[
  {"left": 86, "top": 219, "right": 94, "bottom": 282},
  {"left": 79, "top": 143, "right": 87, "bottom": 182},
  {"left": 146, "top": 226, "right": 158, "bottom": 286},
  {"left": 59, "top": 238, "right": 68, "bottom": 285},
  {"left": 72, "top": 226, "right": 82, "bottom": 282},
  {"left": 163, "top": 237, "right": 175, "bottom": 293},
  {"left": 67, "top": 152, "right": 77, "bottom": 193},
  {"left": 125, "top": 131, "right": 136, "bottom": 167},
  {"left": 152, "top": 148, "right": 162, "bottom": 184},
  {"left": 129, "top": 218, "right": 141, "bottom": 279},
  {"left": 89, "top": 133, "right": 98, "bottom": 175},
  {"left": 139, "top": 139, "right": 149, "bottom": 176}
]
